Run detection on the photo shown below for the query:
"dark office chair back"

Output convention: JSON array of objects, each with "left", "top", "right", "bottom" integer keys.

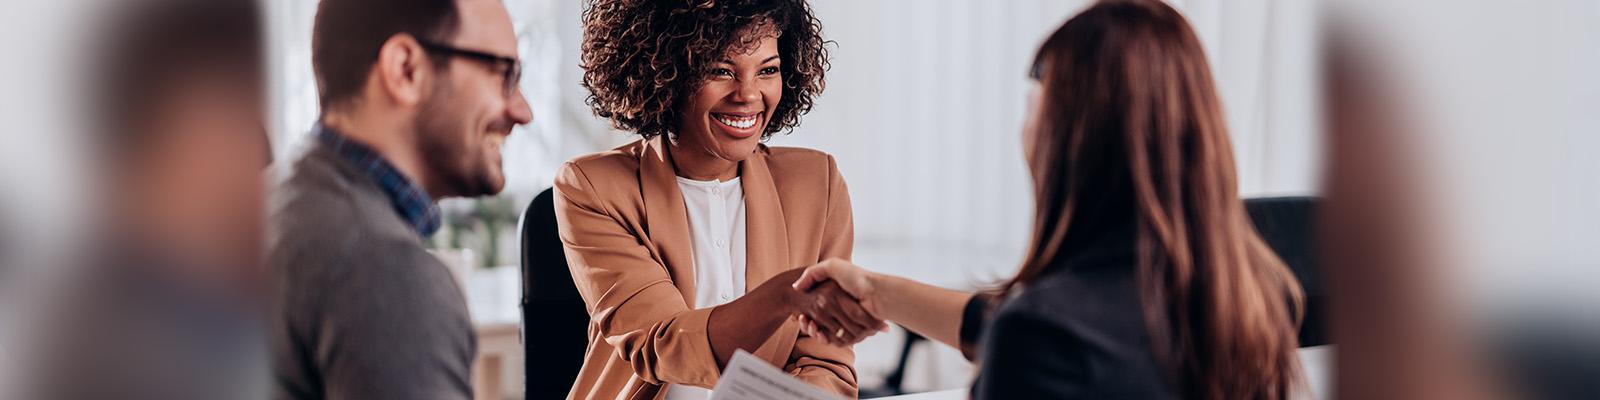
[
  {"left": 1243, "top": 196, "right": 1329, "bottom": 347},
  {"left": 520, "top": 187, "right": 590, "bottom": 398}
]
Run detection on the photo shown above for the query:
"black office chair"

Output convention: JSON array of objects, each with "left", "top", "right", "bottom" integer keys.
[
  {"left": 1243, "top": 196, "right": 1329, "bottom": 347},
  {"left": 519, "top": 187, "right": 590, "bottom": 399}
]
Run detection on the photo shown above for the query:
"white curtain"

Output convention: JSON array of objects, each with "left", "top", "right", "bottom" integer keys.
[
  {"left": 767, "top": 0, "right": 1318, "bottom": 286},
  {"left": 268, "top": 0, "right": 1322, "bottom": 283}
]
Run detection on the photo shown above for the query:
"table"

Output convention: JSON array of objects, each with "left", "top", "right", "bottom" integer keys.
[
  {"left": 457, "top": 263, "right": 525, "bottom": 400},
  {"left": 473, "top": 322, "right": 522, "bottom": 400}
]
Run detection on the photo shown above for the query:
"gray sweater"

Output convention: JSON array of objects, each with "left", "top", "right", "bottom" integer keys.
[{"left": 268, "top": 144, "right": 475, "bottom": 400}]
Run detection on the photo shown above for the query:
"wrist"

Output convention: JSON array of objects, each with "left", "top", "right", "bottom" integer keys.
[
  {"left": 864, "top": 271, "right": 894, "bottom": 318},
  {"left": 764, "top": 274, "right": 805, "bottom": 315}
]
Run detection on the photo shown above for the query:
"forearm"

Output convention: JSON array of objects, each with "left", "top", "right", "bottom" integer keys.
[
  {"left": 869, "top": 273, "right": 974, "bottom": 349},
  {"left": 706, "top": 277, "right": 796, "bottom": 368}
]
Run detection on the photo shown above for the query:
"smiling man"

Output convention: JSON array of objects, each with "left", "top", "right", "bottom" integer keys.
[{"left": 267, "top": 0, "right": 531, "bottom": 398}]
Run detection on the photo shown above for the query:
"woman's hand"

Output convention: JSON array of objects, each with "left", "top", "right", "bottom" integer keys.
[
  {"left": 730, "top": 267, "right": 886, "bottom": 348},
  {"left": 791, "top": 258, "right": 889, "bottom": 345},
  {"left": 791, "top": 280, "right": 888, "bottom": 345}
]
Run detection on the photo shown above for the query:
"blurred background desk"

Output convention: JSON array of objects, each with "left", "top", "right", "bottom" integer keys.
[{"left": 462, "top": 264, "right": 524, "bottom": 400}]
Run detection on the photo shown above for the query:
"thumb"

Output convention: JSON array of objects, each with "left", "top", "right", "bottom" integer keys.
[{"left": 792, "top": 265, "right": 831, "bottom": 291}]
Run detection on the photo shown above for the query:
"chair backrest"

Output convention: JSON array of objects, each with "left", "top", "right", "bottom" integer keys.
[
  {"left": 1243, "top": 196, "right": 1329, "bottom": 347},
  {"left": 519, "top": 187, "right": 590, "bottom": 398}
]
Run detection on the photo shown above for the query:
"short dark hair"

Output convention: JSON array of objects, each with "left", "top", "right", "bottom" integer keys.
[
  {"left": 579, "top": 0, "right": 831, "bottom": 139},
  {"left": 311, "top": 0, "right": 461, "bottom": 109}
]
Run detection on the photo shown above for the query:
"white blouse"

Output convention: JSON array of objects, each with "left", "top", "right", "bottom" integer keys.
[{"left": 666, "top": 176, "right": 747, "bottom": 399}]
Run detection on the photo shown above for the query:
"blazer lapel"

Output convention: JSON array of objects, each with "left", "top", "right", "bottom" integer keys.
[
  {"left": 639, "top": 136, "right": 698, "bottom": 306},
  {"left": 740, "top": 146, "right": 791, "bottom": 295},
  {"left": 740, "top": 146, "right": 799, "bottom": 363}
]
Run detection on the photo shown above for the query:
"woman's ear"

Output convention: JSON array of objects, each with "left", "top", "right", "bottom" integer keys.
[{"left": 373, "top": 33, "right": 432, "bottom": 107}]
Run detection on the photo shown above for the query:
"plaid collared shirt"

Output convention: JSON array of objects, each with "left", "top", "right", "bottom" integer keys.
[{"left": 316, "top": 123, "right": 442, "bottom": 237}]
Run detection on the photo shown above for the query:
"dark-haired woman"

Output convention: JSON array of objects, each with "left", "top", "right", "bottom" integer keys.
[
  {"left": 554, "top": 1, "right": 880, "bottom": 399},
  {"left": 794, "top": 1, "right": 1306, "bottom": 399}
]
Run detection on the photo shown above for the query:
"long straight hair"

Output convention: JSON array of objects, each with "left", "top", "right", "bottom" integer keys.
[{"left": 1004, "top": 1, "right": 1304, "bottom": 399}]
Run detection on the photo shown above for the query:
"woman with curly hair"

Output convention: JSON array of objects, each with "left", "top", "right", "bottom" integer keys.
[{"left": 552, "top": 1, "right": 880, "bottom": 398}]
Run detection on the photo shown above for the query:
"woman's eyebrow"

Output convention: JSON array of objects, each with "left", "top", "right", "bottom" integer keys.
[{"left": 718, "top": 55, "right": 782, "bottom": 65}]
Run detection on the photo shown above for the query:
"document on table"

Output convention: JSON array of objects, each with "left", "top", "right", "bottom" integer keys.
[{"left": 710, "top": 350, "right": 844, "bottom": 400}]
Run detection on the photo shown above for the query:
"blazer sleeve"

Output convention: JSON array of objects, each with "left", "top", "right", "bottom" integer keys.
[
  {"left": 959, "top": 292, "right": 999, "bottom": 361},
  {"left": 552, "top": 162, "right": 722, "bottom": 388},
  {"left": 785, "top": 154, "right": 859, "bottom": 396}
]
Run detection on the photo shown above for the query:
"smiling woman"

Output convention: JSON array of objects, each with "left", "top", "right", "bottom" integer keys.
[
  {"left": 578, "top": 0, "right": 828, "bottom": 141},
  {"left": 554, "top": 1, "right": 876, "bottom": 399}
]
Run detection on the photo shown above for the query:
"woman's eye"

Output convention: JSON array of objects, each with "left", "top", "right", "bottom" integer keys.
[
  {"left": 710, "top": 68, "right": 734, "bottom": 78},
  {"left": 759, "top": 66, "right": 780, "bottom": 76}
]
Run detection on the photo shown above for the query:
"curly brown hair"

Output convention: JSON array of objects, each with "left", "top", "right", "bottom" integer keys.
[{"left": 580, "top": 0, "right": 830, "bottom": 139}]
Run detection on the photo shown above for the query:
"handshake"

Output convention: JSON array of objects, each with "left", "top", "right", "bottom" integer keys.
[{"left": 777, "top": 258, "right": 886, "bottom": 346}]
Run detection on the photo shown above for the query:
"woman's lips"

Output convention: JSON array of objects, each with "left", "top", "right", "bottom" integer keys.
[{"left": 712, "top": 112, "right": 761, "bottom": 138}]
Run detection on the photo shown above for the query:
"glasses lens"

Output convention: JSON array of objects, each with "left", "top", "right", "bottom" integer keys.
[{"left": 505, "top": 63, "right": 521, "bottom": 95}]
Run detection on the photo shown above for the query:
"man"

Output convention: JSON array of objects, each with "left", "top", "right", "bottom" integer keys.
[{"left": 267, "top": 0, "right": 531, "bottom": 398}]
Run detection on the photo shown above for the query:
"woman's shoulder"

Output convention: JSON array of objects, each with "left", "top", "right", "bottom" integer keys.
[
  {"left": 559, "top": 139, "right": 652, "bottom": 185},
  {"left": 565, "top": 138, "right": 648, "bottom": 171},
  {"left": 761, "top": 145, "right": 842, "bottom": 184},
  {"left": 763, "top": 145, "right": 836, "bottom": 168},
  {"left": 1000, "top": 251, "right": 1143, "bottom": 332}
]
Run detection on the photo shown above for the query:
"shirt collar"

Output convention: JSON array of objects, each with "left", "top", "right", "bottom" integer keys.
[{"left": 315, "top": 123, "right": 442, "bottom": 237}]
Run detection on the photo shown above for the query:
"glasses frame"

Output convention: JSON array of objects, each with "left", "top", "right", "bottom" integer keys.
[{"left": 416, "top": 39, "right": 522, "bottom": 96}]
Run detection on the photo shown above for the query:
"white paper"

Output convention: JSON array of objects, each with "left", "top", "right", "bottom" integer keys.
[{"left": 710, "top": 350, "right": 844, "bottom": 400}]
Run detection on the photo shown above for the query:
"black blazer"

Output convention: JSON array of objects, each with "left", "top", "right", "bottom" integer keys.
[{"left": 963, "top": 244, "right": 1178, "bottom": 400}]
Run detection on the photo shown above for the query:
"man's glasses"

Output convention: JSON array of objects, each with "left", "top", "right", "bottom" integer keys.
[{"left": 416, "top": 39, "right": 522, "bottom": 96}]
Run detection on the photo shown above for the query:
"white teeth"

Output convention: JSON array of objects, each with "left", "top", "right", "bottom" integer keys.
[{"left": 715, "top": 114, "right": 757, "bottom": 129}]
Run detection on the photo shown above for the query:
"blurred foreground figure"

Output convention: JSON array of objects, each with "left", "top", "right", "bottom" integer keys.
[
  {"left": 16, "top": 0, "right": 270, "bottom": 399},
  {"left": 1324, "top": 1, "right": 1600, "bottom": 399}
]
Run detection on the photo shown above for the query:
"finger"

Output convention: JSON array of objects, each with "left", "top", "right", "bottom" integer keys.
[
  {"left": 811, "top": 313, "right": 847, "bottom": 345},
  {"left": 799, "top": 314, "right": 820, "bottom": 338},
  {"left": 859, "top": 299, "right": 885, "bottom": 320},
  {"left": 807, "top": 309, "right": 852, "bottom": 345},
  {"left": 792, "top": 265, "right": 831, "bottom": 291},
  {"left": 821, "top": 305, "right": 871, "bottom": 342},
  {"left": 822, "top": 286, "right": 875, "bottom": 334},
  {"left": 839, "top": 296, "right": 875, "bottom": 325},
  {"left": 804, "top": 315, "right": 826, "bottom": 338},
  {"left": 837, "top": 300, "right": 883, "bottom": 343}
]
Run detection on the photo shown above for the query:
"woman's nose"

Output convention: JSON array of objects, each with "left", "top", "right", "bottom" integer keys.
[{"left": 733, "top": 79, "right": 761, "bottom": 103}]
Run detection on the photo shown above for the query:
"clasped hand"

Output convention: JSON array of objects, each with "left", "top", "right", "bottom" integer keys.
[{"left": 782, "top": 258, "right": 886, "bottom": 346}]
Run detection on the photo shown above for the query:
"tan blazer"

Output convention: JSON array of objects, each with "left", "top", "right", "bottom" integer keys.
[{"left": 552, "top": 136, "right": 856, "bottom": 400}]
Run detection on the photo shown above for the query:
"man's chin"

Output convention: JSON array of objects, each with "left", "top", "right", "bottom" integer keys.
[{"left": 477, "top": 172, "right": 506, "bottom": 196}]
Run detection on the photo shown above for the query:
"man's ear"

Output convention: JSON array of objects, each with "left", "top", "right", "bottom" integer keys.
[{"left": 373, "top": 34, "right": 432, "bottom": 107}]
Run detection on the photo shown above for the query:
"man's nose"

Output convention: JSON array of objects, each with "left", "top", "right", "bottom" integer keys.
[{"left": 507, "top": 86, "right": 533, "bottom": 126}]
